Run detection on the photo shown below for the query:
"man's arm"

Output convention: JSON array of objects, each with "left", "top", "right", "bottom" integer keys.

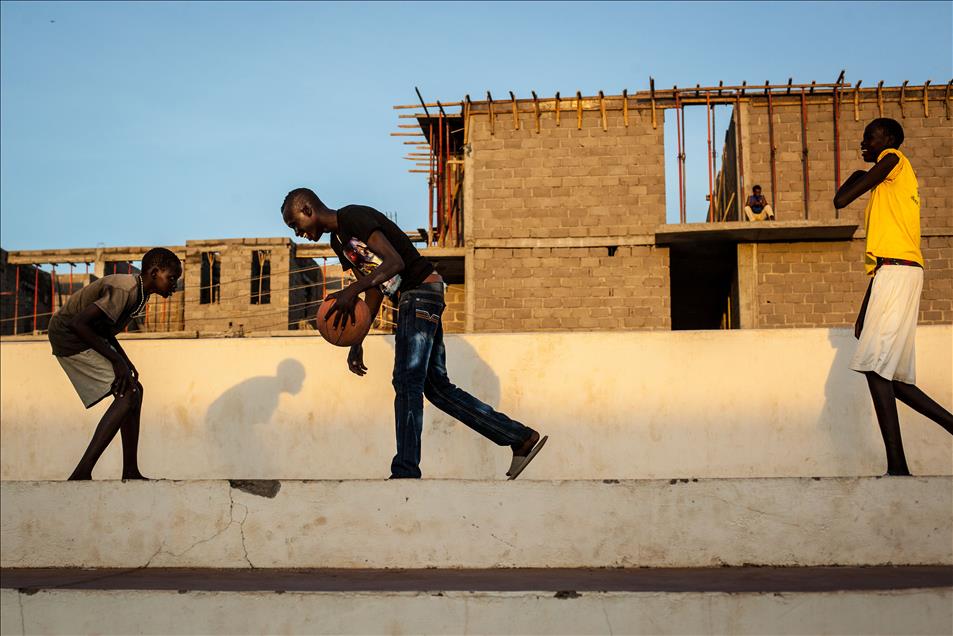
[
  {"left": 68, "top": 304, "right": 136, "bottom": 397},
  {"left": 327, "top": 230, "right": 404, "bottom": 325},
  {"left": 346, "top": 286, "right": 384, "bottom": 377},
  {"left": 833, "top": 153, "right": 899, "bottom": 209}
]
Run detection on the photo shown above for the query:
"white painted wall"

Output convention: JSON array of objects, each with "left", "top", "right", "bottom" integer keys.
[
  {"left": 4, "top": 588, "right": 952, "bottom": 636},
  {"left": 2, "top": 478, "right": 951, "bottom": 569},
  {"left": 1, "top": 327, "right": 951, "bottom": 480}
]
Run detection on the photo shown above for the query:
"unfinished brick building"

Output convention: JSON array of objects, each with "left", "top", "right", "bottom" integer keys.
[
  {"left": 399, "top": 77, "right": 952, "bottom": 331},
  {"left": 2, "top": 77, "right": 950, "bottom": 338}
]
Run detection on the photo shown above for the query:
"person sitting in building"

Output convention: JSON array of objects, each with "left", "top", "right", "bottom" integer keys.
[
  {"left": 48, "top": 247, "right": 181, "bottom": 480},
  {"left": 744, "top": 185, "right": 775, "bottom": 221}
]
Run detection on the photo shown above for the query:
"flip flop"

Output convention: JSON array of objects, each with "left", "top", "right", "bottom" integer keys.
[{"left": 507, "top": 435, "right": 548, "bottom": 480}]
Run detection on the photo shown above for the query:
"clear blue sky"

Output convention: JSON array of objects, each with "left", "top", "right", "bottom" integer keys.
[{"left": 2, "top": 1, "right": 951, "bottom": 251}]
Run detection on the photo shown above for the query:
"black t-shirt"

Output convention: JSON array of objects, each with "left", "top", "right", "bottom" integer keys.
[{"left": 330, "top": 204, "right": 434, "bottom": 297}]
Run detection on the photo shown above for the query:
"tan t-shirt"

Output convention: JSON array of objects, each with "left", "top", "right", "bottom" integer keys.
[{"left": 48, "top": 274, "right": 144, "bottom": 357}]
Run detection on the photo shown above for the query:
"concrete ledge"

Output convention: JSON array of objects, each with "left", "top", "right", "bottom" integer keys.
[
  {"left": 655, "top": 220, "right": 859, "bottom": 244},
  {"left": 2, "top": 478, "right": 951, "bottom": 569},
  {"left": 3, "top": 588, "right": 951, "bottom": 635}
]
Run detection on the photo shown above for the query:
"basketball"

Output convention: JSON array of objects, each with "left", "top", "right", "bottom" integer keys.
[{"left": 316, "top": 297, "right": 372, "bottom": 347}]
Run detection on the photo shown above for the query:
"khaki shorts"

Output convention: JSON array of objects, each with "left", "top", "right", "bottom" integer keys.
[{"left": 57, "top": 348, "right": 116, "bottom": 408}]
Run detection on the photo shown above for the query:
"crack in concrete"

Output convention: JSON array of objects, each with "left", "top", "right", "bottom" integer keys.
[
  {"left": 17, "top": 589, "right": 26, "bottom": 636},
  {"left": 601, "top": 601, "right": 614, "bottom": 636},
  {"left": 229, "top": 489, "right": 253, "bottom": 568},
  {"left": 141, "top": 489, "right": 253, "bottom": 568}
]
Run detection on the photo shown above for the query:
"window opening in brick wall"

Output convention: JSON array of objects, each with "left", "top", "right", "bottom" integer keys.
[
  {"left": 664, "top": 104, "right": 735, "bottom": 224},
  {"left": 670, "top": 242, "right": 738, "bottom": 330},
  {"left": 607, "top": 246, "right": 618, "bottom": 257},
  {"left": 251, "top": 250, "right": 271, "bottom": 305},
  {"left": 200, "top": 252, "right": 221, "bottom": 304}
]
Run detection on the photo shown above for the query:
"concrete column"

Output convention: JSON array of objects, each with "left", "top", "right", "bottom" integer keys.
[{"left": 736, "top": 243, "right": 758, "bottom": 328}]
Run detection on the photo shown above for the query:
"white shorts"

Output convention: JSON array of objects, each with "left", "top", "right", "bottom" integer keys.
[
  {"left": 849, "top": 265, "right": 923, "bottom": 383},
  {"left": 57, "top": 348, "right": 116, "bottom": 408}
]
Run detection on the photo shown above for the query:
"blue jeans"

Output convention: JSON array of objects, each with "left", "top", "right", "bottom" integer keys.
[{"left": 390, "top": 282, "right": 532, "bottom": 478}]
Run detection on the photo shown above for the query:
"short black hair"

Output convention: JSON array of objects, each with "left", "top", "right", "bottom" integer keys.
[
  {"left": 281, "top": 188, "right": 323, "bottom": 216},
  {"left": 753, "top": 184, "right": 762, "bottom": 190},
  {"left": 868, "top": 118, "right": 904, "bottom": 148},
  {"left": 142, "top": 247, "right": 181, "bottom": 273}
]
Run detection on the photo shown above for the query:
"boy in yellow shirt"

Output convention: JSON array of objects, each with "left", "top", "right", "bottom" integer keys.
[{"left": 834, "top": 118, "right": 952, "bottom": 476}]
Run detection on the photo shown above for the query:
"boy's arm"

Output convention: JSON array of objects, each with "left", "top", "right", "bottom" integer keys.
[
  {"left": 67, "top": 305, "right": 136, "bottom": 397},
  {"left": 327, "top": 230, "right": 404, "bottom": 324},
  {"left": 833, "top": 153, "right": 899, "bottom": 209},
  {"left": 106, "top": 334, "right": 137, "bottom": 379},
  {"left": 346, "top": 287, "right": 384, "bottom": 377}
]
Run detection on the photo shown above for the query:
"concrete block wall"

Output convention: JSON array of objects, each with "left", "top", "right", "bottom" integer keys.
[
  {"left": 472, "top": 246, "right": 670, "bottom": 331},
  {"left": 184, "top": 239, "right": 292, "bottom": 334},
  {"left": 443, "top": 283, "right": 466, "bottom": 333},
  {"left": 468, "top": 107, "right": 666, "bottom": 240},
  {"left": 743, "top": 93, "right": 953, "bottom": 232},
  {"left": 754, "top": 238, "right": 953, "bottom": 328},
  {"left": 465, "top": 104, "right": 670, "bottom": 332}
]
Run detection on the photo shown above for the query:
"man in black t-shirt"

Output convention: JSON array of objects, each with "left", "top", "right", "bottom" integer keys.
[{"left": 281, "top": 188, "right": 547, "bottom": 479}]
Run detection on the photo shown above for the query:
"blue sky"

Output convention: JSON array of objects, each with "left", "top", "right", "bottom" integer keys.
[{"left": 1, "top": 1, "right": 951, "bottom": 251}]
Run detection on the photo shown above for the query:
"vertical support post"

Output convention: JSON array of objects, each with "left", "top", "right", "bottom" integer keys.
[
  {"left": 735, "top": 94, "right": 745, "bottom": 223},
  {"left": 622, "top": 89, "right": 629, "bottom": 127},
  {"left": 650, "top": 77, "right": 657, "bottom": 129},
  {"left": 706, "top": 93, "right": 714, "bottom": 222},
  {"left": 833, "top": 84, "right": 842, "bottom": 218},
  {"left": 877, "top": 81, "right": 884, "bottom": 117},
  {"left": 576, "top": 91, "right": 583, "bottom": 130},
  {"left": 51, "top": 263, "right": 57, "bottom": 317},
  {"left": 32, "top": 265, "right": 39, "bottom": 333},
  {"left": 487, "top": 91, "right": 495, "bottom": 135},
  {"left": 675, "top": 89, "right": 685, "bottom": 224},
  {"left": 922, "top": 80, "right": 931, "bottom": 117},
  {"left": 437, "top": 112, "right": 444, "bottom": 247},
  {"left": 322, "top": 257, "right": 328, "bottom": 298},
  {"left": 946, "top": 80, "right": 952, "bottom": 120},
  {"left": 531, "top": 91, "right": 540, "bottom": 133},
  {"left": 463, "top": 95, "right": 471, "bottom": 145},
  {"left": 428, "top": 119, "right": 434, "bottom": 246},
  {"left": 899, "top": 80, "right": 908, "bottom": 118},
  {"left": 853, "top": 80, "right": 862, "bottom": 121},
  {"left": 766, "top": 83, "right": 778, "bottom": 212},
  {"left": 554, "top": 92, "right": 561, "bottom": 127},
  {"left": 69, "top": 262, "right": 74, "bottom": 296},
  {"left": 598, "top": 91, "right": 607, "bottom": 132},
  {"left": 13, "top": 265, "right": 19, "bottom": 335},
  {"left": 800, "top": 88, "right": 811, "bottom": 220},
  {"left": 509, "top": 91, "right": 519, "bottom": 130},
  {"left": 444, "top": 107, "right": 451, "bottom": 246}
]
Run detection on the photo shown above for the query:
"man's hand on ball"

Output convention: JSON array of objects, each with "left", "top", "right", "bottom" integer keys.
[{"left": 326, "top": 287, "right": 359, "bottom": 329}]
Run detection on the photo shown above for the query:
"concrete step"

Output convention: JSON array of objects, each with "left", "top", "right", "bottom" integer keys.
[
  {"left": 3, "top": 328, "right": 951, "bottom": 481},
  {"left": 3, "top": 477, "right": 951, "bottom": 569},
  {"left": 2, "top": 568, "right": 951, "bottom": 636}
]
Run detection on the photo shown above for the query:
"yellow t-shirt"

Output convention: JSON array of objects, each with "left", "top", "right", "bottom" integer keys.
[{"left": 863, "top": 148, "right": 923, "bottom": 275}]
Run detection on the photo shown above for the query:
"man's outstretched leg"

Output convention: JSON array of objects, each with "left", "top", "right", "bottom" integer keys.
[
  {"left": 423, "top": 319, "right": 546, "bottom": 479},
  {"left": 865, "top": 372, "right": 910, "bottom": 476},
  {"left": 892, "top": 381, "right": 953, "bottom": 435}
]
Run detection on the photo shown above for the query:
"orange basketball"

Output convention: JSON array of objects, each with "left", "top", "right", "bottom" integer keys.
[{"left": 316, "top": 297, "right": 372, "bottom": 347}]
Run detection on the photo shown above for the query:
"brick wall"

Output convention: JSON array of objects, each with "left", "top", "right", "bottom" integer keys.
[
  {"left": 443, "top": 283, "right": 466, "bottom": 333},
  {"left": 472, "top": 246, "right": 669, "bottom": 331},
  {"left": 756, "top": 238, "right": 952, "bottom": 328},
  {"left": 468, "top": 106, "right": 666, "bottom": 240},
  {"left": 743, "top": 92, "right": 953, "bottom": 232},
  {"left": 184, "top": 239, "right": 291, "bottom": 334}
]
